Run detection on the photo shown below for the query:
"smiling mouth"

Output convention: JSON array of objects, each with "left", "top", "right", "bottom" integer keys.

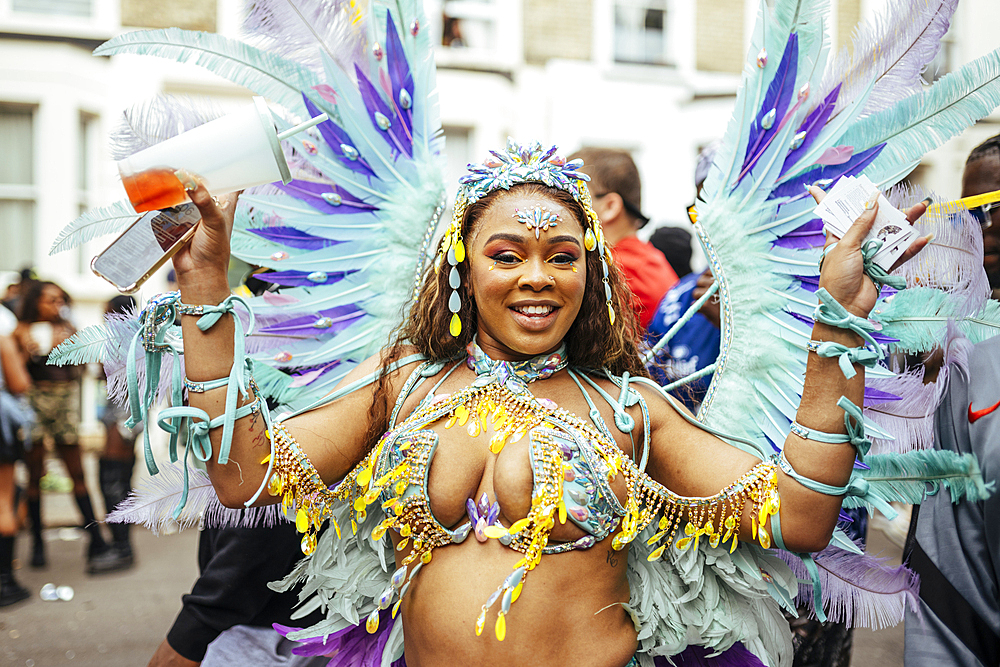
[{"left": 511, "top": 305, "right": 556, "bottom": 317}]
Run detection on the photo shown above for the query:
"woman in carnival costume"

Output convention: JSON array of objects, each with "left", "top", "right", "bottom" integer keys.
[{"left": 52, "top": 0, "right": 1000, "bottom": 664}]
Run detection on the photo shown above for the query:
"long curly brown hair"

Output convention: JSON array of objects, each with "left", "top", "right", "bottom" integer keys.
[{"left": 363, "top": 182, "right": 648, "bottom": 449}]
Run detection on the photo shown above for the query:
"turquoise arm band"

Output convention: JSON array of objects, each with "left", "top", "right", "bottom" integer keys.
[
  {"left": 807, "top": 339, "right": 880, "bottom": 380},
  {"left": 789, "top": 396, "right": 874, "bottom": 459},
  {"left": 776, "top": 451, "right": 896, "bottom": 519}
]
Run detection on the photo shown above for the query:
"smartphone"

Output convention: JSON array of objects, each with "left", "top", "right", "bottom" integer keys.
[{"left": 91, "top": 202, "right": 201, "bottom": 293}]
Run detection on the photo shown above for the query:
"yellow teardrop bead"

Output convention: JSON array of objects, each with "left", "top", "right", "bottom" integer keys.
[
  {"left": 475, "top": 610, "right": 486, "bottom": 636},
  {"left": 647, "top": 544, "right": 666, "bottom": 561},
  {"left": 607, "top": 304, "right": 616, "bottom": 325},
  {"left": 483, "top": 525, "right": 507, "bottom": 539},
  {"left": 758, "top": 527, "right": 771, "bottom": 550},
  {"left": 450, "top": 313, "right": 462, "bottom": 337},
  {"left": 455, "top": 237, "right": 466, "bottom": 263},
  {"left": 421, "top": 550, "right": 433, "bottom": 564},
  {"left": 511, "top": 581, "right": 523, "bottom": 603},
  {"left": 333, "top": 517, "right": 342, "bottom": 539},
  {"left": 495, "top": 613, "right": 506, "bottom": 642},
  {"left": 675, "top": 537, "right": 692, "bottom": 550},
  {"left": 508, "top": 518, "right": 530, "bottom": 534},
  {"left": 456, "top": 404, "right": 470, "bottom": 426},
  {"left": 356, "top": 467, "right": 372, "bottom": 487},
  {"left": 400, "top": 524, "right": 411, "bottom": 537},
  {"left": 366, "top": 610, "right": 380, "bottom": 634},
  {"left": 295, "top": 508, "right": 309, "bottom": 533},
  {"left": 584, "top": 228, "right": 597, "bottom": 251}
]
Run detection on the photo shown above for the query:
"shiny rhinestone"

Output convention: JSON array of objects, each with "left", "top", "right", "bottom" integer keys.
[
  {"left": 307, "top": 271, "right": 328, "bottom": 283},
  {"left": 399, "top": 88, "right": 412, "bottom": 110},
  {"left": 302, "top": 140, "right": 318, "bottom": 155},
  {"left": 410, "top": 19, "right": 420, "bottom": 35},
  {"left": 798, "top": 82, "right": 810, "bottom": 101},
  {"left": 273, "top": 351, "right": 293, "bottom": 363},
  {"left": 340, "top": 144, "right": 360, "bottom": 160},
  {"left": 790, "top": 131, "right": 807, "bottom": 150},
  {"left": 760, "top": 108, "right": 776, "bottom": 130},
  {"left": 756, "top": 48, "right": 767, "bottom": 68},
  {"left": 313, "top": 317, "right": 334, "bottom": 328},
  {"left": 375, "top": 112, "right": 391, "bottom": 130},
  {"left": 321, "top": 192, "right": 343, "bottom": 206},
  {"left": 372, "top": 42, "right": 383, "bottom": 60},
  {"left": 270, "top": 251, "right": 289, "bottom": 261}
]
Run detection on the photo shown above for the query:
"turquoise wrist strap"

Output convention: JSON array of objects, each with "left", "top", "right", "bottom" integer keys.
[
  {"left": 812, "top": 288, "right": 881, "bottom": 352},
  {"left": 861, "top": 239, "right": 907, "bottom": 290},
  {"left": 808, "top": 339, "right": 880, "bottom": 380}
]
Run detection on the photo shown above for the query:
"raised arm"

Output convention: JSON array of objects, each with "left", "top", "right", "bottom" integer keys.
[
  {"left": 646, "top": 189, "right": 930, "bottom": 553},
  {"left": 171, "top": 183, "right": 410, "bottom": 508}
]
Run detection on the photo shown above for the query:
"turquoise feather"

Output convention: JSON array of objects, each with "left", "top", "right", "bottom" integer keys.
[
  {"left": 842, "top": 449, "right": 993, "bottom": 510},
  {"left": 49, "top": 199, "right": 138, "bottom": 255},
  {"left": 841, "top": 49, "right": 1000, "bottom": 186},
  {"left": 94, "top": 28, "right": 321, "bottom": 116},
  {"left": 874, "top": 286, "right": 1000, "bottom": 352}
]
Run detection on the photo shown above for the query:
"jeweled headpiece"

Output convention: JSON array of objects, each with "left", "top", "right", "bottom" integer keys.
[{"left": 437, "top": 139, "right": 615, "bottom": 337}]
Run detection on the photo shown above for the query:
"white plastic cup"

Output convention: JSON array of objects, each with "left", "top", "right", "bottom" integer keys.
[{"left": 117, "top": 97, "right": 292, "bottom": 213}]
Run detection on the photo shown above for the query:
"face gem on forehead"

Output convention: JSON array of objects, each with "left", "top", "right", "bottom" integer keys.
[{"left": 512, "top": 207, "right": 560, "bottom": 239}]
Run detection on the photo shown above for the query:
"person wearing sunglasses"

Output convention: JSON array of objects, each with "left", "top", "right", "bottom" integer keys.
[
  {"left": 567, "top": 148, "right": 678, "bottom": 330},
  {"left": 961, "top": 134, "right": 1000, "bottom": 299}
]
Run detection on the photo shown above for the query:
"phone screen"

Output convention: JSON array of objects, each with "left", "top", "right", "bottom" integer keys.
[{"left": 91, "top": 203, "right": 201, "bottom": 292}]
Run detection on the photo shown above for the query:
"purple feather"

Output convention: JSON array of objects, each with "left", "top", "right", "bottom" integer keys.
[
  {"left": 817, "top": 0, "right": 958, "bottom": 117},
  {"left": 254, "top": 270, "right": 353, "bottom": 287},
  {"left": 742, "top": 33, "right": 799, "bottom": 176},
  {"left": 769, "top": 144, "right": 885, "bottom": 200},
  {"left": 258, "top": 306, "right": 363, "bottom": 337},
  {"left": 773, "top": 219, "right": 825, "bottom": 249},
  {"left": 355, "top": 65, "right": 412, "bottom": 158},
  {"left": 276, "top": 179, "right": 378, "bottom": 214},
  {"left": 864, "top": 387, "right": 901, "bottom": 404},
  {"left": 248, "top": 226, "right": 340, "bottom": 250},
  {"left": 276, "top": 611, "right": 400, "bottom": 665},
  {"left": 384, "top": 12, "right": 414, "bottom": 138},
  {"left": 780, "top": 84, "right": 841, "bottom": 177},
  {"left": 777, "top": 546, "right": 920, "bottom": 630},
  {"left": 303, "top": 95, "right": 378, "bottom": 178},
  {"left": 865, "top": 321, "right": 972, "bottom": 454},
  {"left": 654, "top": 643, "right": 766, "bottom": 666},
  {"left": 793, "top": 274, "right": 820, "bottom": 293}
]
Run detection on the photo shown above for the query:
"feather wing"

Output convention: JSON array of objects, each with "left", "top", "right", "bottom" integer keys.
[{"left": 48, "top": 200, "right": 138, "bottom": 255}]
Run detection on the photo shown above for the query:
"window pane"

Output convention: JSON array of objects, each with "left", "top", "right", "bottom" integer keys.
[
  {"left": 0, "top": 201, "right": 35, "bottom": 272},
  {"left": 12, "top": 0, "right": 93, "bottom": 17},
  {"left": 0, "top": 107, "right": 34, "bottom": 186},
  {"left": 614, "top": 1, "right": 668, "bottom": 65}
]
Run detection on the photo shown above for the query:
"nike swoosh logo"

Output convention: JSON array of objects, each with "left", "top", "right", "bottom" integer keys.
[{"left": 969, "top": 398, "right": 1000, "bottom": 423}]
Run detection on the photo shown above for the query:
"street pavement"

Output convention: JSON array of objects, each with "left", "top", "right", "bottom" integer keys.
[{"left": 2, "top": 527, "right": 199, "bottom": 666}]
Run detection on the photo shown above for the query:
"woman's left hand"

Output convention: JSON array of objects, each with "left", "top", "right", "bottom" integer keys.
[{"left": 808, "top": 186, "right": 931, "bottom": 317}]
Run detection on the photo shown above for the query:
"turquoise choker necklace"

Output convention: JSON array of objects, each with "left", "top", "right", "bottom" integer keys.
[{"left": 466, "top": 338, "right": 567, "bottom": 390}]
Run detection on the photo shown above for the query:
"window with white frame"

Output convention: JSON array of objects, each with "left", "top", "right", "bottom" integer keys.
[
  {"left": 421, "top": 0, "right": 520, "bottom": 69},
  {"left": 11, "top": 0, "right": 92, "bottom": 16},
  {"left": 614, "top": 0, "right": 671, "bottom": 66},
  {"left": 77, "top": 112, "right": 100, "bottom": 274},
  {"left": 0, "top": 105, "right": 36, "bottom": 273}
]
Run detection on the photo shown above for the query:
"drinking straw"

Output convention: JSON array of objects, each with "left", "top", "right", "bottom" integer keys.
[{"left": 277, "top": 113, "right": 330, "bottom": 141}]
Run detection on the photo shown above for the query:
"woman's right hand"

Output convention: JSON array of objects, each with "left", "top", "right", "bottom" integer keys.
[{"left": 170, "top": 176, "right": 240, "bottom": 285}]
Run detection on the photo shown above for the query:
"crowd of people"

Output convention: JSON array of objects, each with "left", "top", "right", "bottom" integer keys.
[{"left": 0, "top": 275, "right": 139, "bottom": 608}]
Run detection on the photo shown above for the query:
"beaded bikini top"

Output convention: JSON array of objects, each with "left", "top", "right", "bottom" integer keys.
[{"left": 268, "top": 342, "right": 781, "bottom": 641}]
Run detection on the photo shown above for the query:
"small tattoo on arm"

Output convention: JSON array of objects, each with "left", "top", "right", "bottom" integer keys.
[{"left": 606, "top": 549, "right": 619, "bottom": 567}]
